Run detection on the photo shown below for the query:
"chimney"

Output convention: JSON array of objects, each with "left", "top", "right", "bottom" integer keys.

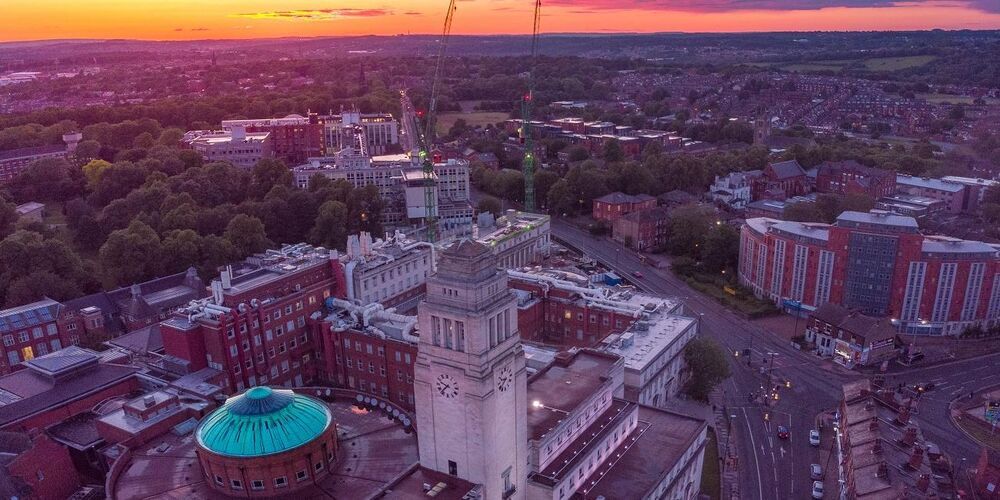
[
  {"left": 908, "top": 446, "right": 924, "bottom": 469},
  {"left": 221, "top": 266, "right": 232, "bottom": 289},
  {"left": 130, "top": 283, "right": 142, "bottom": 298},
  {"left": 916, "top": 473, "right": 930, "bottom": 492},
  {"left": 876, "top": 462, "right": 889, "bottom": 478},
  {"left": 143, "top": 395, "right": 156, "bottom": 408},
  {"left": 901, "top": 426, "right": 918, "bottom": 446},
  {"left": 872, "top": 440, "right": 883, "bottom": 455},
  {"left": 869, "top": 416, "right": 879, "bottom": 431},
  {"left": 896, "top": 404, "right": 911, "bottom": 426}
]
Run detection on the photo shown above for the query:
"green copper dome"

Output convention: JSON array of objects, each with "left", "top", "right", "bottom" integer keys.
[{"left": 196, "top": 386, "right": 332, "bottom": 457}]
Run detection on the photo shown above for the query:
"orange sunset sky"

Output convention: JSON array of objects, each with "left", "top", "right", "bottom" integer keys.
[{"left": 3, "top": 0, "right": 1000, "bottom": 42}]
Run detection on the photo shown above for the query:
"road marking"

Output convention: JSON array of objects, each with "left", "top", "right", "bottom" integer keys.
[
  {"left": 780, "top": 446, "right": 786, "bottom": 459},
  {"left": 742, "top": 408, "right": 766, "bottom": 500}
]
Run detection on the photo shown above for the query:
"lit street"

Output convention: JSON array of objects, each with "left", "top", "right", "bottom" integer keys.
[{"left": 550, "top": 218, "right": 996, "bottom": 499}]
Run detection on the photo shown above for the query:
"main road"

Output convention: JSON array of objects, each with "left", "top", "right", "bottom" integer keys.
[{"left": 550, "top": 218, "right": 995, "bottom": 499}]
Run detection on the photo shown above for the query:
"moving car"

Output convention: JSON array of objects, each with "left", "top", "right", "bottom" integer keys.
[
  {"left": 777, "top": 425, "right": 789, "bottom": 439},
  {"left": 812, "top": 481, "right": 824, "bottom": 499},
  {"left": 913, "top": 382, "right": 936, "bottom": 393},
  {"left": 809, "top": 429, "right": 821, "bottom": 446},
  {"left": 810, "top": 464, "right": 823, "bottom": 480},
  {"left": 632, "top": 270, "right": 644, "bottom": 278}
]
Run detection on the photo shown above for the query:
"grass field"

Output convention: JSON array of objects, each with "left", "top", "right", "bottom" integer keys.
[
  {"left": 760, "top": 54, "right": 936, "bottom": 74},
  {"left": 435, "top": 111, "right": 509, "bottom": 135},
  {"left": 863, "top": 55, "right": 937, "bottom": 71}
]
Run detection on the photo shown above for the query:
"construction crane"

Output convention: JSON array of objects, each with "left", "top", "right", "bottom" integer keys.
[
  {"left": 418, "top": 0, "right": 458, "bottom": 243},
  {"left": 520, "top": 0, "right": 542, "bottom": 212}
]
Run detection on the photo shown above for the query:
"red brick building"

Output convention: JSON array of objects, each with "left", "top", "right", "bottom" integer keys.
[
  {"left": 316, "top": 299, "right": 419, "bottom": 412},
  {"left": 161, "top": 244, "right": 346, "bottom": 394},
  {"left": 0, "top": 299, "right": 80, "bottom": 375},
  {"left": 0, "top": 431, "right": 81, "bottom": 500},
  {"left": 613, "top": 206, "right": 670, "bottom": 252},
  {"left": 592, "top": 192, "right": 657, "bottom": 222},
  {"left": 750, "top": 159, "right": 809, "bottom": 201},
  {"left": 222, "top": 114, "right": 325, "bottom": 165},
  {"left": 815, "top": 160, "right": 895, "bottom": 199},
  {"left": 740, "top": 210, "right": 1000, "bottom": 336},
  {"left": 975, "top": 448, "right": 1000, "bottom": 499}
]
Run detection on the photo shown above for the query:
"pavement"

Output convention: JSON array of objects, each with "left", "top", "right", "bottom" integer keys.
[{"left": 550, "top": 217, "right": 994, "bottom": 500}]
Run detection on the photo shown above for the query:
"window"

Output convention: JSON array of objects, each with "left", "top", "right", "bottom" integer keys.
[
  {"left": 2, "top": 336, "right": 12, "bottom": 347},
  {"left": 273, "top": 309, "right": 281, "bottom": 320},
  {"left": 285, "top": 305, "right": 293, "bottom": 314},
  {"left": 448, "top": 460, "right": 458, "bottom": 476},
  {"left": 214, "top": 475, "right": 224, "bottom": 486},
  {"left": 296, "top": 470, "right": 308, "bottom": 481},
  {"left": 314, "top": 461, "right": 324, "bottom": 471},
  {"left": 18, "top": 332, "right": 29, "bottom": 343},
  {"left": 251, "top": 480, "right": 264, "bottom": 491},
  {"left": 226, "top": 328, "right": 235, "bottom": 339},
  {"left": 231, "top": 479, "right": 243, "bottom": 490},
  {"left": 46, "top": 324, "right": 57, "bottom": 336},
  {"left": 274, "top": 476, "right": 288, "bottom": 488},
  {"left": 31, "top": 327, "right": 42, "bottom": 339}
]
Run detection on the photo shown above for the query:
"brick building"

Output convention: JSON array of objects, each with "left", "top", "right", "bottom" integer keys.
[
  {"left": 0, "top": 431, "right": 80, "bottom": 500},
  {"left": 62, "top": 267, "right": 206, "bottom": 344},
  {"left": 0, "top": 132, "right": 80, "bottom": 185},
  {"left": 740, "top": 210, "right": 1000, "bottom": 336},
  {"left": 896, "top": 174, "right": 966, "bottom": 214},
  {"left": 0, "top": 299, "right": 78, "bottom": 375},
  {"left": 592, "top": 192, "right": 657, "bottom": 222},
  {"left": 317, "top": 299, "right": 419, "bottom": 412},
  {"left": 815, "top": 160, "right": 895, "bottom": 199},
  {"left": 160, "top": 244, "right": 346, "bottom": 393},
  {"left": 750, "top": 159, "right": 809, "bottom": 201},
  {"left": 975, "top": 448, "right": 1000, "bottom": 499},
  {"left": 613, "top": 206, "right": 670, "bottom": 252},
  {"left": 806, "top": 303, "right": 898, "bottom": 368},
  {"left": 222, "top": 114, "right": 325, "bottom": 165}
]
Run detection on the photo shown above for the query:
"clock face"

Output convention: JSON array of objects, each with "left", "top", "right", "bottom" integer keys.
[
  {"left": 435, "top": 374, "right": 459, "bottom": 399},
  {"left": 496, "top": 365, "right": 514, "bottom": 392}
]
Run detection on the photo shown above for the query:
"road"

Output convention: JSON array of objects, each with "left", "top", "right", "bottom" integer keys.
[
  {"left": 550, "top": 218, "right": 994, "bottom": 499},
  {"left": 399, "top": 89, "right": 421, "bottom": 154}
]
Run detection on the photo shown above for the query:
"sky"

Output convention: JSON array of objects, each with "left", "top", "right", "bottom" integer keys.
[{"left": 3, "top": 0, "right": 1000, "bottom": 42}]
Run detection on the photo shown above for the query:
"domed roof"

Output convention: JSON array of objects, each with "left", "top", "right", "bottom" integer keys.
[{"left": 196, "top": 386, "right": 332, "bottom": 457}]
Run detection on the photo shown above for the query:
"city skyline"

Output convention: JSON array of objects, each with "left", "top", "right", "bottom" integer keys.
[{"left": 3, "top": 0, "right": 1000, "bottom": 42}]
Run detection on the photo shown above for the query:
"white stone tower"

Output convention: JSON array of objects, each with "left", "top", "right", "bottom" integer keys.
[{"left": 414, "top": 239, "right": 528, "bottom": 500}]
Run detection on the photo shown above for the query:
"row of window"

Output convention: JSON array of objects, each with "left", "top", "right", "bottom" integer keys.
[
  {"left": 2, "top": 323, "right": 59, "bottom": 346},
  {"left": 213, "top": 458, "right": 331, "bottom": 491}
]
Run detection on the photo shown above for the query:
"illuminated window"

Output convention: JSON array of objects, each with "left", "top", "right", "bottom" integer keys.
[{"left": 20, "top": 346, "right": 34, "bottom": 361}]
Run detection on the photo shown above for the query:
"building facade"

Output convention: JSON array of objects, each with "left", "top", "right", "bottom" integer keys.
[
  {"left": 896, "top": 174, "right": 966, "bottom": 214},
  {"left": 815, "top": 160, "right": 895, "bottom": 199},
  {"left": 805, "top": 303, "right": 898, "bottom": 368},
  {"left": 339, "top": 231, "right": 434, "bottom": 307},
  {"left": 739, "top": 211, "right": 1000, "bottom": 335},
  {"left": 613, "top": 206, "right": 670, "bottom": 252},
  {"left": 592, "top": 192, "right": 657, "bottom": 222},
  {"left": 0, "top": 132, "right": 79, "bottom": 185},
  {"left": 160, "top": 244, "right": 346, "bottom": 393},
  {"left": 0, "top": 299, "right": 78, "bottom": 375},
  {"left": 414, "top": 239, "right": 529, "bottom": 499},
  {"left": 222, "top": 114, "right": 325, "bottom": 165},
  {"left": 184, "top": 127, "right": 272, "bottom": 170}
]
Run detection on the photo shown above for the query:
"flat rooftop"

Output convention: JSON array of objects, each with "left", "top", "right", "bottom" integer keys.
[
  {"left": 601, "top": 314, "right": 697, "bottom": 372},
  {"left": 581, "top": 406, "right": 707, "bottom": 500},
  {"left": 526, "top": 351, "right": 618, "bottom": 441},
  {"left": 113, "top": 399, "right": 419, "bottom": 499},
  {"left": 897, "top": 174, "right": 965, "bottom": 193},
  {"left": 477, "top": 211, "right": 550, "bottom": 247}
]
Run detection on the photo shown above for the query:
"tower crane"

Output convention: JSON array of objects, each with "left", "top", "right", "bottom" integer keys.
[
  {"left": 520, "top": 0, "right": 542, "bottom": 212},
  {"left": 417, "top": 0, "right": 458, "bottom": 243}
]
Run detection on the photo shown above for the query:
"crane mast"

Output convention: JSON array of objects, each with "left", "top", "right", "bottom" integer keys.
[
  {"left": 418, "top": 0, "right": 458, "bottom": 243},
  {"left": 520, "top": 0, "right": 542, "bottom": 212}
]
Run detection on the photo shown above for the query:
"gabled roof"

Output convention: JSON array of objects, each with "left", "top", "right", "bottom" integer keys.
[
  {"left": 0, "top": 299, "right": 61, "bottom": 334},
  {"left": 767, "top": 159, "right": 806, "bottom": 180}
]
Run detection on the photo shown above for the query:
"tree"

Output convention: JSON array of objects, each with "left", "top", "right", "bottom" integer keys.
[
  {"left": 665, "top": 204, "right": 714, "bottom": 258},
  {"left": 784, "top": 202, "right": 825, "bottom": 223},
  {"left": 74, "top": 139, "right": 102, "bottom": 161},
  {"left": 701, "top": 224, "right": 739, "bottom": 274},
  {"left": 602, "top": 139, "right": 624, "bottom": 162},
  {"left": 682, "top": 337, "right": 731, "bottom": 402},
  {"left": 547, "top": 179, "right": 577, "bottom": 215},
  {"left": 4, "top": 270, "right": 82, "bottom": 307},
  {"left": 0, "top": 201, "right": 16, "bottom": 240},
  {"left": 566, "top": 146, "right": 590, "bottom": 162},
  {"left": 248, "top": 159, "right": 292, "bottom": 200},
  {"left": 82, "top": 159, "right": 113, "bottom": 188},
  {"left": 161, "top": 229, "right": 204, "bottom": 274},
  {"left": 224, "top": 214, "right": 271, "bottom": 257},
  {"left": 309, "top": 201, "right": 349, "bottom": 249},
  {"left": 476, "top": 196, "right": 503, "bottom": 217},
  {"left": 99, "top": 220, "right": 162, "bottom": 286}
]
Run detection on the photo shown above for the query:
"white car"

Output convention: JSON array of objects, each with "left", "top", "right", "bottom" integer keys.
[
  {"left": 812, "top": 480, "right": 824, "bottom": 499},
  {"left": 809, "top": 429, "right": 821, "bottom": 446}
]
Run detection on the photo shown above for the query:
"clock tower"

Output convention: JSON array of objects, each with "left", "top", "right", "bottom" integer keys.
[{"left": 414, "top": 239, "right": 528, "bottom": 499}]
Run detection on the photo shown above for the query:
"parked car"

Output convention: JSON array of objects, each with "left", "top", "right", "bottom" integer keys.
[
  {"left": 809, "top": 429, "right": 821, "bottom": 446},
  {"left": 777, "top": 425, "right": 789, "bottom": 439},
  {"left": 812, "top": 480, "right": 824, "bottom": 499},
  {"left": 810, "top": 464, "right": 823, "bottom": 480}
]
